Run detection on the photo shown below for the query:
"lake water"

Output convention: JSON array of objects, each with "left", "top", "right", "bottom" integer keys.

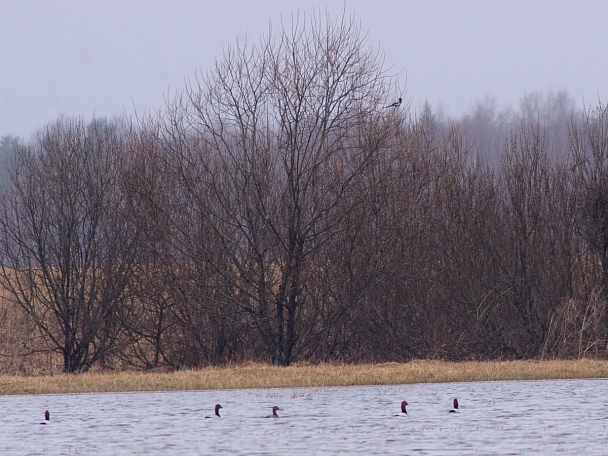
[{"left": 1, "top": 378, "right": 607, "bottom": 455}]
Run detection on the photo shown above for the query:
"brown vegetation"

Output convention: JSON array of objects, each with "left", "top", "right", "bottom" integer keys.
[
  {"left": 1, "top": 360, "right": 606, "bottom": 395},
  {"left": 1, "top": 13, "right": 608, "bottom": 375}
]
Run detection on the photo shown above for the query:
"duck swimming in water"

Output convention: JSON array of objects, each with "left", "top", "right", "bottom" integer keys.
[
  {"left": 39, "top": 410, "right": 50, "bottom": 425},
  {"left": 205, "top": 404, "right": 222, "bottom": 418},
  {"left": 449, "top": 398, "right": 459, "bottom": 413},
  {"left": 265, "top": 406, "right": 280, "bottom": 418},
  {"left": 395, "top": 400, "right": 408, "bottom": 416}
]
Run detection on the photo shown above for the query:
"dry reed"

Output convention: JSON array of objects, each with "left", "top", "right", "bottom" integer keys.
[{"left": 0, "top": 359, "right": 606, "bottom": 396}]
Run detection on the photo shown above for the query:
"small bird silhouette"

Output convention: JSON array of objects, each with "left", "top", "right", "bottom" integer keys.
[
  {"left": 449, "top": 398, "right": 459, "bottom": 413},
  {"left": 386, "top": 97, "right": 402, "bottom": 108},
  {"left": 205, "top": 404, "right": 222, "bottom": 418},
  {"left": 265, "top": 406, "right": 281, "bottom": 418},
  {"left": 39, "top": 410, "right": 50, "bottom": 425},
  {"left": 394, "top": 400, "right": 408, "bottom": 416}
]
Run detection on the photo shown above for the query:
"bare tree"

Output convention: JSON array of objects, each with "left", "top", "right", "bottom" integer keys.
[
  {"left": 487, "top": 120, "right": 578, "bottom": 356},
  {"left": 571, "top": 104, "right": 608, "bottom": 294},
  {"left": 162, "top": 12, "right": 400, "bottom": 365},
  {"left": 0, "top": 118, "right": 138, "bottom": 372},
  {"left": 460, "top": 95, "right": 515, "bottom": 164},
  {"left": 570, "top": 103, "right": 608, "bottom": 351},
  {"left": 0, "top": 135, "right": 22, "bottom": 186},
  {"left": 519, "top": 89, "right": 578, "bottom": 153}
]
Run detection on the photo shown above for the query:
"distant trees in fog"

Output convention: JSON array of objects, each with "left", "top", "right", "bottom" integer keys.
[{"left": 0, "top": 14, "right": 607, "bottom": 372}]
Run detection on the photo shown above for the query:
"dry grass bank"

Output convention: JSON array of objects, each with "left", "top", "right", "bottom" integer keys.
[{"left": 0, "top": 359, "right": 607, "bottom": 395}]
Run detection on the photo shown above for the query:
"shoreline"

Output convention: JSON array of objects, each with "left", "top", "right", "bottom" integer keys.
[{"left": 1, "top": 359, "right": 607, "bottom": 396}]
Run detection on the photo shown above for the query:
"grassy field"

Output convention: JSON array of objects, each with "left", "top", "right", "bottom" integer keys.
[{"left": 1, "top": 359, "right": 607, "bottom": 395}]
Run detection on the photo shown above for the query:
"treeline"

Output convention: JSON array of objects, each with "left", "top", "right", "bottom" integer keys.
[{"left": 1, "top": 15, "right": 607, "bottom": 373}]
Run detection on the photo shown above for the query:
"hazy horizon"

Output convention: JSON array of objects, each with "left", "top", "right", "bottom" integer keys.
[{"left": 2, "top": 1, "right": 606, "bottom": 139}]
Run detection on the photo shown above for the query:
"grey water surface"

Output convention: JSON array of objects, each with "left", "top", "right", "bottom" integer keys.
[{"left": 1, "top": 378, "right": 607, "bottom": 455}]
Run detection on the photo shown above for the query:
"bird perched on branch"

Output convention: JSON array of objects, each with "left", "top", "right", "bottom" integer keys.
[{"left": 385, "top": 97, "right": 402, "bottom": 108}]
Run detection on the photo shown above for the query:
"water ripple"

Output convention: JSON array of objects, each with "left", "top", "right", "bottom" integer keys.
[{"left": 1, "top": 378, "right": 607, "bottom": 455}]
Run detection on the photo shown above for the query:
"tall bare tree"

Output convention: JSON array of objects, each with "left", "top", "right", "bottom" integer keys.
[
  {"left": 571, "top": 104, "right": 608, "bottom": 295},
  {"left": 570, "top": 103, "right": 608, "bottom": 351},
  {"left": 0, "top": 118, "right": 138, "bottom": 372},
  {"left": 163, "top": 12, "right": 400, "bottom": 365}
]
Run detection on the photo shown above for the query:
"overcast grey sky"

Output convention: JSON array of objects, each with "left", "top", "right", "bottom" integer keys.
[{"left": 2, "top": 0, "right": 606, "bottom": 139}]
